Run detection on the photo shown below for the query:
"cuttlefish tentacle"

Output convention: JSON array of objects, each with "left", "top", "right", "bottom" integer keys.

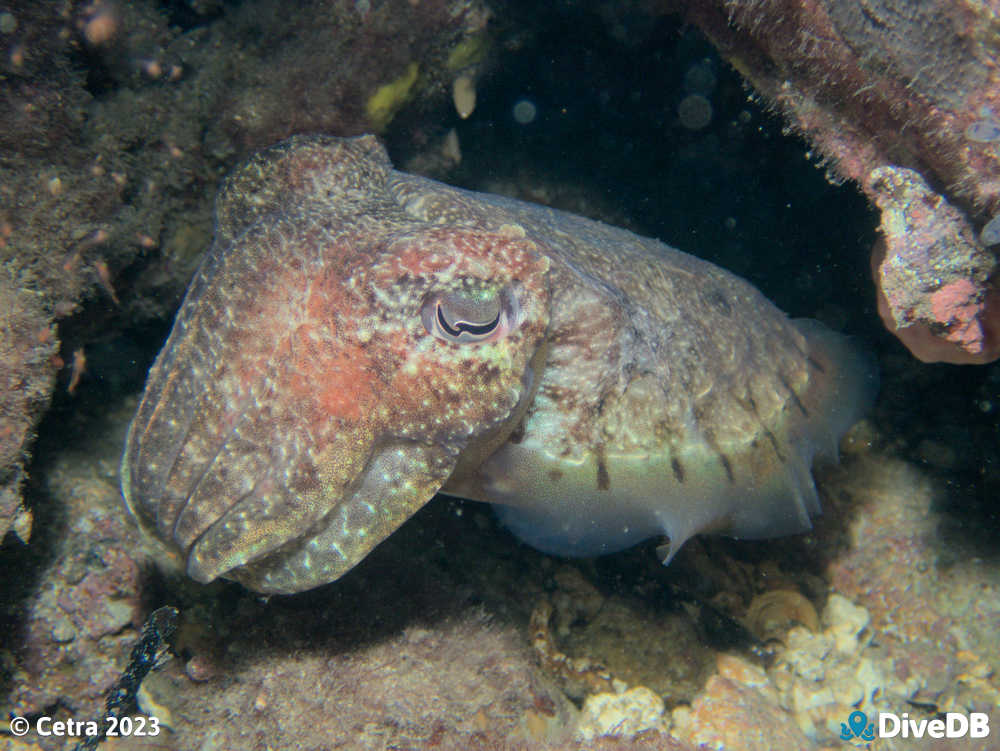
[{"left": 121, "top": 134, "right": 876, "bottom": 594}]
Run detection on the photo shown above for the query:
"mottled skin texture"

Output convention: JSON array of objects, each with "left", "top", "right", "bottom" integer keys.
[{"left": 122, "top": 135, "right": 875, "bottom": 594}]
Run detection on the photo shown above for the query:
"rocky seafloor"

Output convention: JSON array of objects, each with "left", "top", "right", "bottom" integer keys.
[
  {"left": 6, "top": 391, "right": 1000, "bottom": 750},
  {"left": 2, "top": 1, "right": 999, "bottom": 750}
]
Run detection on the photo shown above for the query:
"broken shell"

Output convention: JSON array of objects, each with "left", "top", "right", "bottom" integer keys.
[{"left": 745, "top": 589, "right": 820, "bottom": 643}]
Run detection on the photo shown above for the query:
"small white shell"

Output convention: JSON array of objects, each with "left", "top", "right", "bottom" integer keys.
[
  {"left": 965, "top": 120, "right": 1000, "bottom": 143},
  {"left": 452, "top": 75, "right": 476, "bottom": 120},
  {"left": 980, "top": 214, "right": 1000, "bottom": 246}
]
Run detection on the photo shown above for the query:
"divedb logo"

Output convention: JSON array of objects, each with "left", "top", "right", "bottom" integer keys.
[{"left": 840, "top": 710, "right": 991, "bottom": 744}]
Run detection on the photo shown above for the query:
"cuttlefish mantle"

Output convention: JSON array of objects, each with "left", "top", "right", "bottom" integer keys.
[{"left": 121, "top": 134, "right": 878, "bottom": 594}]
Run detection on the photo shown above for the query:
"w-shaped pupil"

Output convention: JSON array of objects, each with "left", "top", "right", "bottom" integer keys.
[{"left": 436, "top": 303, "right": 501, "bottom": 337}]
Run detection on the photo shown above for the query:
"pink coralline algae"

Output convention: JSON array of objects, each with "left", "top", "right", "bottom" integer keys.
[
  {"left": 929, "top": 280, "right": 989, "bottom": 351},
  {"left": 55, "top": 547, "right": 139, "bottom": 640},
  {"left": 684, "top": 0, "right": 1000, "bottom": 364},
  {"left": 868, "top": 166, "right": 999, "bottom": 364}
]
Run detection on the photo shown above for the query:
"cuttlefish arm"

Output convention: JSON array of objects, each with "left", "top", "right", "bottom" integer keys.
[{"left": 122, "top": 134, "right": 876, "bottom": 595}]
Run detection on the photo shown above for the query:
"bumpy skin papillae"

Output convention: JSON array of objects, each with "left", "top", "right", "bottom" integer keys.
[{"left": 122, "top": 134, "right": 876, "bottom": 594}]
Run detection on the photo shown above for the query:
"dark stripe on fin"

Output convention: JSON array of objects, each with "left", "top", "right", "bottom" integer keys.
[
  {"left": 737, "top": 393, "right": 785, "bottom": 462},
  {"left": 595, "top": 446, "right": 610, "bottom": 491},
  {"left": 807, "top": 355, "right": 825, "bottom": 373},
  {"left": 763, "top": 427, "right": 785, "bottom": 461},
  {"left": 779, "top": 374, "right": 809, "bottom": 417},
  {"left": 671, "top": 457, "right": 685, "bottom": 483},
  {"left": 508, "top": 419, "right": 526, "bottom": 444},
  {"left": 718, "top": 453, "right": 735, "bottom": 483}
]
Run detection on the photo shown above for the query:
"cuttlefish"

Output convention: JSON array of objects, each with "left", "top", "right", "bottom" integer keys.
[{"left": 121, "top": 134, "right": 877, "bottom": 594}]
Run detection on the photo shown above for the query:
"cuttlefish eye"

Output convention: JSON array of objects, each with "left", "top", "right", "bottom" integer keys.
[{"left": 421, "top": 286, "right": 516, "bottom": 343}]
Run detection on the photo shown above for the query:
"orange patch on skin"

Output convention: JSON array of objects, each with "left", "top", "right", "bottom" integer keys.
[
  {"left": 284, "top": 347, "right": 375, "bottom": 422},
  {"left": 284, "top": 319, "right": 375, "bottom": 421},
  {"left": 385, "top": 229, "right": 548, "bottom": 283},
  {"left": 303, "top": 288, "right": 343, "bottom": 331},
  {"left": 233, "top": 255, "right": 381, "bottom": 421},
  {"left": 393, "top": 244, "right": 453, "bottom": 276},
  {"left": 313, "top": 351, "right": 374, "bottom": 421}
]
